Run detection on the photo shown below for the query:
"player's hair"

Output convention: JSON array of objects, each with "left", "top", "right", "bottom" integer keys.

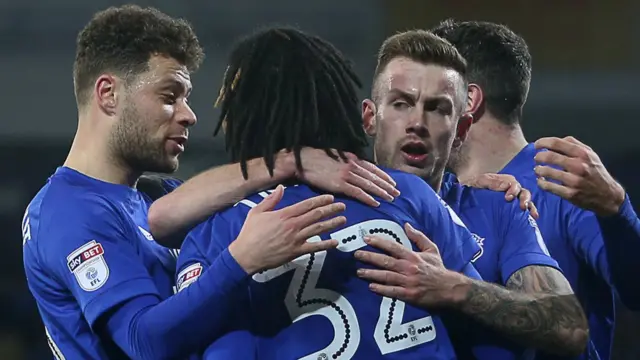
[
  {"left": 73, "top": 5, "right": 204, "bottom": 107},
  {"left": 373, "top": 30, "right": 467, "bottom": 107},
  {"left": 431, "top": 20, "right": 532, "bottom": 125},
  {"left": 214, "top": 27, "right": 368, "bottom": 179}
]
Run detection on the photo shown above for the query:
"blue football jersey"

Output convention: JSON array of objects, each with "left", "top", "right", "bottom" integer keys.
[
  {"left": 500, "top": 143, "right": 613, "bottom": 360},
  {"left": 441, "top": 181, "right": 561, "bottom": 360},
  {"left": 178, "top": 168, "right": 481, "bottom": 360},
  {"left": 21, "top": 167, "right": 179, "bottom": 359}
]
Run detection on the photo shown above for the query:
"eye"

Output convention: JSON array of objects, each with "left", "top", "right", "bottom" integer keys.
[
  {"left": 393, "top": 101, "right": 409, "bottom": 110},
  {"left": 162, "top": 94, "right": 177, "bottom": 105},
  {"left": 437, "top": 104, "right": 452, "bottom": 115}
]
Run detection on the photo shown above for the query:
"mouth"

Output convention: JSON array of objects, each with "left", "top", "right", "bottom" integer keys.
[
  {"left": 400, "top": 141, "right": 429, "bottom": 165},
  {"left": 167, "top": 135, "right": 188, "bottom": 153}
]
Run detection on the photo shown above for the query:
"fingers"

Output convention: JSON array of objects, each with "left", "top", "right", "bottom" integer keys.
[
  {"left": 298, "top": 239, "right": 339, "bottom": 255},
  {"left": 293, "top": 202, "right": 346, "bottom": 228},
  {"left": 253, "top": 184, "right": 284, "bottom": 212},
  {"left": 517, "top": 188, "right": 531, "bottom": 210},
  {"left": 404, "top": 223, "right": 437, "bottom": 253},
  {"left": 504, "top": 181, "right": 522, "bottom": 202},
  {"left": 346, "top": 170, "right": 394, "bottom": 202},
  {"left": 516, "top": 188, "right": 539, "bottom": 219},
  {"left": 367, "top": 283, "right": 410, "bottom": 299},
  {"left": 296, "top": 216, "right": 347, "bottom": 240},
  {"left": 534, "top": 165, "right": 582, "bottom": 187},
  {"left": 537, "top": 178, "right": 576, "bottom": 199},
  {"left": 341, "top": 182, "right": 381, "bottom": 207},
  {"left": 362, "top": 235, "right": 414, "bottom": 260},
  {"left": 563, "top": 136, "right": 591, "bottom": 150},
  {"left": 533, "top": 151, "right": 580, "bottom": 172},
  {"left": 356, "top": 268, "right": 406, "bottom": 286},
  {"left": 467, "top": 173, "right": 512, "bottom": 191},
  {"left": 278, "top": 193, "right": 335, "bottom": 219},
  {"left": 354, "top": 160, "right": 400, "bottom": 197},
  {"left": 534, "top": 137, "right": 586, "bottom": 158},
  {"left": 528, "top": 200, "right": 540, "bottom": 219},
  {"left": 354, "top": 249, "right": 403, "bottom": 272}
]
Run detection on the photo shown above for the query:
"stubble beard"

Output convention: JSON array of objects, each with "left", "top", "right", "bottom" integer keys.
[{"left": 109, "top": 101, "right": 178, "bottom": 175}]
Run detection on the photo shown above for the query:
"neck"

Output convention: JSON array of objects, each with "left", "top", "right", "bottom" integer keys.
[
  {"left": 428, "top": 174, "right": 443, "bottom": 194},
  {"left": 454, "top": 115, "right": 528, "bottom": 183},
  {"left": 64, "top": 113, "right": 139, "bottom": 187}
]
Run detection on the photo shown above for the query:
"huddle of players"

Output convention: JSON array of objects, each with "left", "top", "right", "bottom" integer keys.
[{"left": 21, "top": 4, "right": 640, "bottom": 360}]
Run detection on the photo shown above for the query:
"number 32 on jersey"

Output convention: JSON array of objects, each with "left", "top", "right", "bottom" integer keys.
[{"left": 253, "top": 219, "right": 436, "bottom": 359}]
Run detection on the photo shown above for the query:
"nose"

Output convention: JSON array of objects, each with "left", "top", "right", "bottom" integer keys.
[
  {"left": 176, "top": 101, "right": 197, "bottom": 127},
  {"left": 405, "top": 110, "right": 428, "bottom": 137}
]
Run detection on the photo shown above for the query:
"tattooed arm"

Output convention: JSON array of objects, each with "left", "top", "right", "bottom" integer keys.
[
  {"left": 456, "top": 265, "right": 589, "bottom": 356},
  {"left": 356, "top": 230, "right": 589, "bottom": 356}
]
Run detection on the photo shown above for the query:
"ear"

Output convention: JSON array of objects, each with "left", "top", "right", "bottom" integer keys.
[
  {"left": 362, "top": 99, "right": 377, "bottom": 136},
  {"left": 452, "top": 112, "right": 473, "bottom": 149},
  {"left": 467, "top": 83, "right": 485, "bottom": 122},
  {"left": 95, "top": 74, "right": 119, "bottom": 116}
]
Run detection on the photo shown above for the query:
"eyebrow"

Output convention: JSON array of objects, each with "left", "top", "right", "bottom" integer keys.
[
  {"left": 388, "top": 88, "right": 417, "bottom": 101},
  {"left": 388, "top": 88, "right": 453, "bottom": 106},
  {"left": 160, "top": 78, "right": 192, "bottom": 97}
]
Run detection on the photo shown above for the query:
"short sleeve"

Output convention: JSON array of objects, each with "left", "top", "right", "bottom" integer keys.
[
  {"left": 497, "top": 201, "right": 560, "bottom": 284},
  {"left": 416, "top": 182, "right": 481, "bottom": 272},
  {"left": 40, "top": 196, "right": 160, "bottom": 327}
]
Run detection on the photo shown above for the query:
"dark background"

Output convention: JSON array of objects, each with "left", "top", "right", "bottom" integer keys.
[{"left": 3, "top": 0, "right": 638, "bottom": 358}]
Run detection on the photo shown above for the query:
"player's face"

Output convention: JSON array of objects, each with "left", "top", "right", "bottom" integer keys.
[
  {"left": 364, "top": 57, "right": 465, "bottom": 188},
  {"left": 110, "top": 55, "right": 197, "bottom": 174}
]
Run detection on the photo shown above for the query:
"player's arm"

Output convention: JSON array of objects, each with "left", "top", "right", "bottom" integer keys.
[
  {"left": 148, "top": 148, "right": 398, "bottom": 248},
  {"left": 42, "top": 198, "right": 252, "bottom": 360},
  {"left": 357, "top": 227, "right": 588, "bottom": 357},
  {"left": 595, "top": 196, "right": 640, "bottom": 308},
  {"left": 563, "top": 204, "right": 640, "bottom": 309},
  {"left": 534, "top": 136, "right": 640, "bottom": 308},
  {"left": 105, "top": 187, "right": 345, "bottom": 359},
  {"left": 446, "top": 206, "right": 587, "bottom": 356},
  {"left": 488, "top": 200, "right": 588, "bottom": 355},
  {"left": 355, "top": 186, "right": 587, "bottom": 355}
]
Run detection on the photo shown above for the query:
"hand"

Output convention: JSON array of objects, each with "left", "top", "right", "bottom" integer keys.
[
  {"left": 534, "top": 136, "right": 625, "bottom": 216},
  {"left": 354, "top": 223, "right": 468, "bottom": 309},
  {"left": 462, "top": 173, "right": 539, "bottom": 219},
  {"left": 286, "top": 148, "right": 401, "bottom": 207},
  {"left": 229, "top": 185, "right": 346, "bottom": 274}
]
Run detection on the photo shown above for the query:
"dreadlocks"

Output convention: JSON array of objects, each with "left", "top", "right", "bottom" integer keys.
[{"left": 214, "top": 27, "right": 368, "bottom": 179}]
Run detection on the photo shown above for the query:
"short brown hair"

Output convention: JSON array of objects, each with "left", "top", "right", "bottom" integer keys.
[
  {"left": 374, "top": 29, "right": 467, "bottom": 84},
  {"left": 73, "top": 5, "right": 205, "bottom": 106},
  {"left": 432, "top": 20, "right": 531, "bottom": 124}
]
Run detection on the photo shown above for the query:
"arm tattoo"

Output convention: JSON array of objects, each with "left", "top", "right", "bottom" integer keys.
[{"left": 459, "top": 266, "right": 589, "bottom": 356}]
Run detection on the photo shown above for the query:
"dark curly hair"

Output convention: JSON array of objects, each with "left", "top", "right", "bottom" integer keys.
[
  {"left": 214, "top": 27, "right": 368, "bottom": 179},
  {"left": 73, "top": 5, "right": 204, "bottom": 106}
]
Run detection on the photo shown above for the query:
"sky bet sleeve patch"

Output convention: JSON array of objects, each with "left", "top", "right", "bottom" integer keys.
[
  {"left": 176, "top": 262, "right": 203, "bottom": 292},
  {"left": 67, "top": 240, "right": 109, "bottom": 292}
]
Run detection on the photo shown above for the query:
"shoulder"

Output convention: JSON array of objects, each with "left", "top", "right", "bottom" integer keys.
[
  {"left": 467, "top": 187, "right": 529, "bottom": 225},
  {"left": 35, "top": 179, "right": 126, "bottom": 226},
  {"left": 382, "top": 167, "right": 435, "bottom": 195},
  {"left": 31, "top": 183, "right": 130, "bottom": 255},
  {"left": 136, "top": 174, "right": 183, "bottom": 201}
]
